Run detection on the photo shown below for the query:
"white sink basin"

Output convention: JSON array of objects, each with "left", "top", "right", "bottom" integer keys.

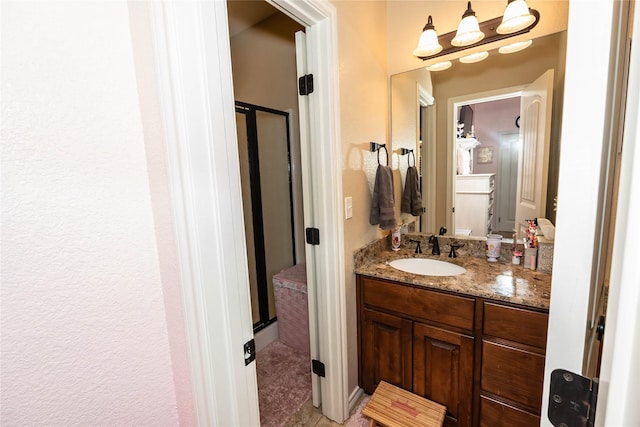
[{"left": 388, "top": 258, "right": 466, "bottom": 276}]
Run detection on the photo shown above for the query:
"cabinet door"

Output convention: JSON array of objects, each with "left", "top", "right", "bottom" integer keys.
[
  {"left": 361, "top": 308, "right": 412, "bottom": 393},
  {"left": 413, "top": 322, "right": 474, "bottom": 427}
]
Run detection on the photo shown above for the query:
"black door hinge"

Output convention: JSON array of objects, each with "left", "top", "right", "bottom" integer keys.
[
  {"left": 548, "top": 368, "right": 598, "bottom": 427},
  {"left": 596, "top": 316, "right": 606, "bottom": 341},
  {"left": 312, "top": 359, "right": 325, "bottom": 377},
  {"left": 306, "top": 227, "right": 320, "bottom": 245},
  {"left": 244, "top": 339, "right": 256, "bottom": 366},
  {"left": 298, "top": 74, "right": 314, "bottom": 96}
]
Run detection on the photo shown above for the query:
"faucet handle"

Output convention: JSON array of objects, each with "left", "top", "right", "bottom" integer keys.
[
  {"left": 409, "top": 239, "right": 422, "bottom": 254},
  {"left": 449, "top": 243, "right": 465, "bottom": 258}
]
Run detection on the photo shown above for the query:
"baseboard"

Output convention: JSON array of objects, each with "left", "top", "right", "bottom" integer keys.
[
  {"left": 254, "top": 320, "right": 278, "bottom": 352},
  {"left": 348, "top": 386, "right": 365, "bottom": 413}
]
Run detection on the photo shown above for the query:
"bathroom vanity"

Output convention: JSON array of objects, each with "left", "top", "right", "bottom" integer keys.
[{"left": 354, "top": 237, "right": 551, "bottom": 427}]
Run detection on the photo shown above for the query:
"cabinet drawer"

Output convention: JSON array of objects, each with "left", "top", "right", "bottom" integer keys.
[
  {"left": 362, "top": 277, "right": 475, "bottom": 331},
  {"left": 483, "top": 302, "right": 548, "bottom": 349},
  {"left": 479, "top": 395, "right": 540, "bottom": 427},
  {"left": 481, "top": 340, "right": 545, "bottom": 410}
]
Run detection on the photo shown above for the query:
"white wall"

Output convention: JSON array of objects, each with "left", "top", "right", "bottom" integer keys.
[{"left": 1, "top": 2, "right": 193, "bottom": 425}]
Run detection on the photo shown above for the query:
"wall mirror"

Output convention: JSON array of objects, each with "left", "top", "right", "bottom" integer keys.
[{"left": 390, "top": 30, "right": 567, "bottom": 240}]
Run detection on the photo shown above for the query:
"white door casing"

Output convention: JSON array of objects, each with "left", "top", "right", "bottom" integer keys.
[
  {"left": 270, "top": 0, "right": 347, "bottom": 421},
  {"left": 541, "top": 0, "right": 623, "bottom": 424},
  {"left": 597, "top": 1, "right": 640, "bottom": 421},
  {"left": 150, "top": 0, "right": 347, "bottom": 424},
  {"left": 149, "top": 2, "right": 259, "bottom": 425},
  {"left": 514, "top": 69, "right": 554, "bottom": 237}
]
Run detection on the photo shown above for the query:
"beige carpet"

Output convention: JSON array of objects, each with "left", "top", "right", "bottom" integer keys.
[
  {"left": 257, "top": 340, "right": 312, "bottom": 427},
  {"left": 345, "top": 395, "right": 371, "bottom": 427}
]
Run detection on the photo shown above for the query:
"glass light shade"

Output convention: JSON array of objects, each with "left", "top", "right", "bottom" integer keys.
[
  {"left": 426, "top": 61, "right": 452, "bottom": 72},
  {"left": 498, "top": 39, "right": 532, "bottom": 54},
  {"left": 459, "top": 51, "right": 489, "bottom": 63},
  {"left": 451, "top": 15, "right": 485, "bottom": 46},
  {"left": 413, "top": 28, "right": 442, "bottom": 57},
  {"left": 497, "top": 0, "right": 536, "bottom": 34}
]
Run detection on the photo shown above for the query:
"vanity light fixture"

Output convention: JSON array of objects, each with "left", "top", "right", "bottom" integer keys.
[
  {"left": 459, "top": 51, "right": 489, "bottom": 63},
  {"left": 426, "top": 61, "right": 452, "bottom": 72},
  {"left": 498, "top": 39, "right": 533, "bottom": 54},
  {"left": 497, "top": 0, "right": 536, "bottom": 34},
  {"left": 413, "top": 16, "right": 443, "bottom": 57},
  {"left": 451, "top": 2, "right": 485, "bottom": 47},
  {"left": 413, "top": 2, "right": 539, "bottom": 61}
]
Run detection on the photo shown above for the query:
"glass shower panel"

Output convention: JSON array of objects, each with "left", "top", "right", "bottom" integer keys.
[
  {"left": 235, "top": 111, "right": 261, "bottom": 324},
  {"left": 256, "top": 110, "right": 295, "bottom": 320}
]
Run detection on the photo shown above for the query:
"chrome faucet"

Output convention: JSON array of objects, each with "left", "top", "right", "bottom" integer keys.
[{"left": 428, "top": 235, "right": 440, "bottom": 255}]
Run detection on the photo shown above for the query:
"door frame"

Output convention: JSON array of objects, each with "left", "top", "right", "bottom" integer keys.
[
  {"left": 542, "top": 0, "right": 639, "bottom": 424},
  {"left": 446, "top": 87, "right": 523, "bottom": 234},
  {"left": 149, "top": 0, "right": 347, "bottom": 424}
]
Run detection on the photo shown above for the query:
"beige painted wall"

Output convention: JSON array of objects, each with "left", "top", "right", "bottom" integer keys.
[
  {"left": 431, "top": 31, "right": 567, "bottom": 228},
  {"left": 229, "top": 13, "right": 304, "bottom": 321},
  {"left": 331, "top": 0, "right": 389, "bottom": 395}
]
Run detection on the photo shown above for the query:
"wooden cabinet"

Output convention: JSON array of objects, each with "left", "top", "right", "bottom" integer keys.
[
  {"left": 358, "top": 276, "right": 475, "bottom": 427},
  {"left": 478, "top": 302, "right": 549, "bottom": 426},
  {"left": 413, "top": 322, "right": 474, "bottom": 427},
  {"left": 357, "top": 275, "right": 549, "bottom": 427},
  {"left": 361, "top": 308, "right": 412, "bottom": 392}
]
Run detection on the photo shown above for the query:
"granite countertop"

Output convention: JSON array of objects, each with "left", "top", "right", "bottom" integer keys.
[{"left": 354, "top": 239, "right": 552, "bottom": 310}]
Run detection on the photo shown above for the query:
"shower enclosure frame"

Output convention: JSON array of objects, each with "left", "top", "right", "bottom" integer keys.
[{"left": 235, "top": 101, "right": 297, "bottom": 331}]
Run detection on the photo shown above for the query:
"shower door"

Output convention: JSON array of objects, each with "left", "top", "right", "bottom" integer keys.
[{"left": 235, "top": 101, "right": 296, "bottom": 331}]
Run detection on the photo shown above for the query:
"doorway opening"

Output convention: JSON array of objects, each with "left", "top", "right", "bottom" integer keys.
[
  {"left": 452, "top": 94, "right": 521, "bottom": 238},
  {"left": 227, "top": 2, "right": 312, "bottom": 425},
  {"left": 450, "top": 70, "right": 554, "bottom": 240}
]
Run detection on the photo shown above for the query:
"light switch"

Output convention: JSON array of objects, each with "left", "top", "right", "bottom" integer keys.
[{"left": 344, "top": 196, "right": 353, "bottom": 219}]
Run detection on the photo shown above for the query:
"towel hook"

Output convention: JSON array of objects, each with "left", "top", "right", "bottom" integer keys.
[
  {"left": 400, "top": 148, "right": 416, "bottom": 167},
  {"left": 370, "top": 142, "right": 389, "bottom": 166}
]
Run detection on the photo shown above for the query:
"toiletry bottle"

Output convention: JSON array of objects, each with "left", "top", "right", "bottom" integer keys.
[{"left": 391, "top": 227, "right": 401, "bottom": 251}]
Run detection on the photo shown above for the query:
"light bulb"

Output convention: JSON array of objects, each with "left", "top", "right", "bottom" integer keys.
[
  {"left": 451, "top": 2, "right": 485, "bottom": 47},
  {"left": 413, "top": 16, "right": 443, "bottom": 57},
  {"left": 497, "top": 0, "right": 536, "bottom": 34}
]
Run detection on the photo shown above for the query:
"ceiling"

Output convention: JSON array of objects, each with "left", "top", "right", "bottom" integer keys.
[{"left": 226, "top": 0, "right": 279, "bottom": 37}]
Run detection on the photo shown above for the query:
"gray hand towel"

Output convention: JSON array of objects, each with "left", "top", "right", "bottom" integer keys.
[
  {"left": 401, "top": 166, "right": 423, "bottom": 216},
  {"left": 370, "top": 165, "right": 397, "bottom": 230}
]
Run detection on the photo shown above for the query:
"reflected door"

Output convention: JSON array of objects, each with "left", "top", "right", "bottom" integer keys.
[
  {"left": 496, "top": 132, "right": 520, "bottom": 233},
  {"left": 515, "top": 70, "right": 554, "bottom": 235}
]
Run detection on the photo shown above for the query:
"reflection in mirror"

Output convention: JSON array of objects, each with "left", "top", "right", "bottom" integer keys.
[
  {"left": 454, "top": 95, "right": 521, "bottom": 238},
  {"left": 390, "top": 31, "right": 567, "bottom": 238},
  {"left": 390, "top": 68, "right": 434, "bottom": 232}
]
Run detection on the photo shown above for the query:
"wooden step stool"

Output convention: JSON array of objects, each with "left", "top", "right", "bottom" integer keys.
[{"left": 362, "top": 381, "right": 446, "bottom": 427}]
